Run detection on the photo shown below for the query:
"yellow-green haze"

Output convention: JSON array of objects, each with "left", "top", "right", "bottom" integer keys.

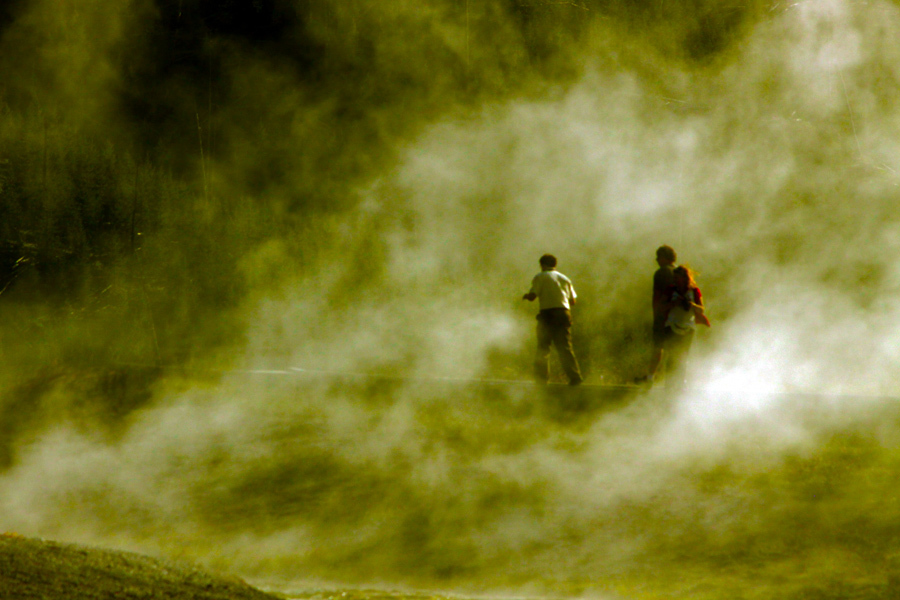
[{"left": 3, "top": 0, "right": 900, "bottom": 598}]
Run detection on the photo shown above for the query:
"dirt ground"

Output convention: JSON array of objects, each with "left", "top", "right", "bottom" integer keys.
[{"left": 0, "top": 534, "right": 282, "bottom": 600}]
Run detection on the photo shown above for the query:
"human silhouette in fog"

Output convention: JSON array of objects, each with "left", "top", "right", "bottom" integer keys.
[{"left": 523, "top": 254, "right": 583, "bottom": 386}]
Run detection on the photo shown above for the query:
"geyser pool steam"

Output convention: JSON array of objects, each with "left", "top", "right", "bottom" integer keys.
[{"left": 4, "top": 0, "right": 900, "bottom": 597}]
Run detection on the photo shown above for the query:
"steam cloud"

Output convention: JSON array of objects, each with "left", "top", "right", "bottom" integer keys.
[{"left": 3, "top": 0, "right": 900, "bottom": 596}]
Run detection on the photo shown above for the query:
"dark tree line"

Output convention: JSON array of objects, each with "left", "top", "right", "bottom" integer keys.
[{"left": 0, "top": 0, "right": 774, "bottom": 368}]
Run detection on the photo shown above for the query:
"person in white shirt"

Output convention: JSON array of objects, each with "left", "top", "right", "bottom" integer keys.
[{"left": 523, "top": 254, "right": 583, "bottom": 385}]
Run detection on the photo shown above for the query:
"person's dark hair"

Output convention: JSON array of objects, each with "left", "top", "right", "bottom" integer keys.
[
  {"left": 656, "top": 245, "right": 676, "bottom": 263},
  {"left": 673, "top": 265, "right": 696, "bottom": 287},
  {"left": 539, "top": 254, "right": 557, "bottom": 268}
]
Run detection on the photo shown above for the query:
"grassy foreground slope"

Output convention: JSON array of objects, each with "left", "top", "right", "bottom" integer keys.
[{"left": 0, "top": 535, "right": 282, "bottom": 600}]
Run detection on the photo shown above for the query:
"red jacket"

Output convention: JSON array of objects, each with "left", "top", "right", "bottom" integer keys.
[{"left": 667, "top": 285, "right": 711, "bottom": 328}]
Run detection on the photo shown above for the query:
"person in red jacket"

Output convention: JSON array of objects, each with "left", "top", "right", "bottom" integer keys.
[{"left": 661, "top": 265, "right": 710, "bottom": 389}]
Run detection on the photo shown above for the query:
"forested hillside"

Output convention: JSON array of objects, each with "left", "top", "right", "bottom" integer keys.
[{"left": 0, "top": 0, "right": 771, "bottom": 375}]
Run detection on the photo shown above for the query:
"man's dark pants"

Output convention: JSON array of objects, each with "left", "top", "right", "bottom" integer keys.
[{"left": 534, "top": 308, "right": 583, "bottom": 384}]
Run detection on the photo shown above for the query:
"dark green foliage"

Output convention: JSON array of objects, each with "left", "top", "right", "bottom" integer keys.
[{"left": 0, "top": 0, "right": 779, "bottom": 366}]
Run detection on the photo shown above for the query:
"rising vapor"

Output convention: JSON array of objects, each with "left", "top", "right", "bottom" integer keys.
[{"left": 3, "top": 0, "right": 900, "bottom": 598}]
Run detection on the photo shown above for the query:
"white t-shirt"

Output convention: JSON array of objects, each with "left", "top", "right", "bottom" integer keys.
[
  {"left": 529, "top": 269, "right": 576, "bottom": 310},
  {"left": 666, "top": 288, "right": 697, "bottom": 334}
]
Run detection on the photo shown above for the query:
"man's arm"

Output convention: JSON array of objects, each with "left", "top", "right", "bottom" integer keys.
[
  {"left": 524, "top": 275, "right": 539, "bottom": 301},
  {"left": 691, "top": 290, "right": 706, "bottom": 316},
  {"left": 652, "top": 268, "right": 671, "bottom": 310},
  {"left": 652, "top": 289, "right": 666, "bottom": 311}
]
